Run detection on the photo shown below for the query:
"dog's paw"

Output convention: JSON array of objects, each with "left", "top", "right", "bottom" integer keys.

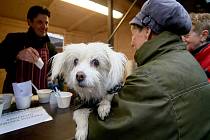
[
  {"left": 98, "top": 99, "right": 111, "bottom": 120},
  {"left": 73, "top": 108, "right": 91, "bottom": 140},
  {"left": 75, "top": 128, "right": 88, "bottom": 140}
]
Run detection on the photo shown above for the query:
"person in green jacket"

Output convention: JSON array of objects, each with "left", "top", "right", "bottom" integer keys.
[{"left": 88, "top": 0, "right": 210, "bottom": 139}]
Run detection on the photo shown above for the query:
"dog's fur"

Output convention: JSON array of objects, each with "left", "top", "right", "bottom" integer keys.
[{"left": 51, "top": 42, "right": 127, "bottom": 140}]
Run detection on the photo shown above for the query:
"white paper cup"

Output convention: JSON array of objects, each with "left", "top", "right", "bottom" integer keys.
[
  {"left": 0, "top": 100, "right": 4, "bottom": 118},
  {"left": 37, "top": 89, "right": 52, "bottom": 103},
  {"left": 50, "top": 92, "right": 57, "bottom": 105},
  {"left": 0, "top": 94, "right": 13, "bottom": 110},
  {"left": 55, "top": 92, "right": 72, "bottom": 108},
  {"left": 15, "top": 95, "right": 32, "bottom": 109}
]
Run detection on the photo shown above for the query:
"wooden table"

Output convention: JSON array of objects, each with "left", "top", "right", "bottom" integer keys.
[{"left": 0, "top": 96, "right": 76, "bottom": 140}]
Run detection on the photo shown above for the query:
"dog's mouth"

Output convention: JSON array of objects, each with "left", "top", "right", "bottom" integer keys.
[
  {"left": 77, "top": 82, "right": 95, "bottom": 89},
  {"left": 77, "top": 82, "right": 87, "bottom": 88}
]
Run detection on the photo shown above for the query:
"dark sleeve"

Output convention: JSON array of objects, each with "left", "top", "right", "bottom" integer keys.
[{"left": 0, "top": 33, "right": 25, "bottom": 68}]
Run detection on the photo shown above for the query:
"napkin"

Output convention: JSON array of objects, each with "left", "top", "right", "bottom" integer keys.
[
  {"left": 12, "top": 80, "right": 33, "bottom": 97},
  {"left": 35, "top": 57, "right": 44, "bottom": 69}
]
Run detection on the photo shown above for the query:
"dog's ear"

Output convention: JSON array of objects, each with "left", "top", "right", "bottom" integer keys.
[
  {"left": 105, "top": 46, "right": 128, "bottom": 89},
  {"left": 50, "top": 52, "right": 65, "bottom": 81}
]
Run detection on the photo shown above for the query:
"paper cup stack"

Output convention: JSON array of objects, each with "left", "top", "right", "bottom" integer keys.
[{"left": 12, "top": 80, "right": 33, "bottom": 109}]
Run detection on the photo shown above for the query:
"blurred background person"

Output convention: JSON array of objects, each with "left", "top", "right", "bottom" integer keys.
[{"left": 182, "top": 13, "right": 210, "bottom": 81}]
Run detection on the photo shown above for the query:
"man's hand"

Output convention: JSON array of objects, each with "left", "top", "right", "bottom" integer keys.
[{"left": 16, "top": 47, "right": 39, "bottom": 63}]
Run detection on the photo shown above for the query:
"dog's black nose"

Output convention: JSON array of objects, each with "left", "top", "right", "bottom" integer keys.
[{"left": 76, "top": 71, "right": 86, "bottom": 82}]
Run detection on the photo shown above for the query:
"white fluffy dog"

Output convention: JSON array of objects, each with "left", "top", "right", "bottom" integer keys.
[{"left": 51, "top": 42, "right": 127, "bottom": 140}]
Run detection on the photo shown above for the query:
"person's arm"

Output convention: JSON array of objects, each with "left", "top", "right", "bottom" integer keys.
[
  {"left": 0, "top": 33, "right": 39, "bottom": 69},
  {"left": 88, "top": 72, "right": 176, "bottom": 140},
  {"left": 0, "top": 33, "right": 19, "bottom": 68},
  {"left": 0, "top": 43, "right": 4, "bottom": 68}
]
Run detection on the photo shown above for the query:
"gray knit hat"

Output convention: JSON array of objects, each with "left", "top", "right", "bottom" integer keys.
[{"left": 130, "top": 0, "right": 192, "bottom": 35}]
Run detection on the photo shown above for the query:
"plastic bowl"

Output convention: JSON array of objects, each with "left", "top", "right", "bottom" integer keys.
[
  {"left": 37, "top": 89, "right": 52, "bottom": 103},
  {"left": 0, "top": 93, "right": 13, "bottom": 110}
]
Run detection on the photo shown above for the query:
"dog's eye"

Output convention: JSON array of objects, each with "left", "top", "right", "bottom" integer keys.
[
  {"left": 91, "top": 59, "right": 99, "bottom": 67},
  {"left": 74, "top": 58, "right": 78, "bottom": 66}
]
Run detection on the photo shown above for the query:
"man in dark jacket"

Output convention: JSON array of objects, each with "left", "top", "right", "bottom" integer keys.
[
  {"left": 88, "top": 0, "right": 210, "bottom": 139},
  {"left": 0, "top": 5, "right": 57, "bottom": 93}
]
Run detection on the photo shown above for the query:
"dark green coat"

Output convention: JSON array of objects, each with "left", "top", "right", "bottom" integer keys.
[{"left": 88, "top": 31, "right": 210, "bottom": 140}]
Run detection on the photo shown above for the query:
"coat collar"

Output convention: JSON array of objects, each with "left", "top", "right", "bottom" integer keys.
[
  {"left": 26, "top": 27, "right": 50, "bottom": 48},
  {"left": 134, "top": 31, "right": 186, "bottom": 66},
  {"left": 191, "top": 43, "right": 209, "bottom": 56}
]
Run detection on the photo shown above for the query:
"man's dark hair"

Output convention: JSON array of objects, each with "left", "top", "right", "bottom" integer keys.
[{"left": 27, "top": 5, "right": 50, "bottom": 21}]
